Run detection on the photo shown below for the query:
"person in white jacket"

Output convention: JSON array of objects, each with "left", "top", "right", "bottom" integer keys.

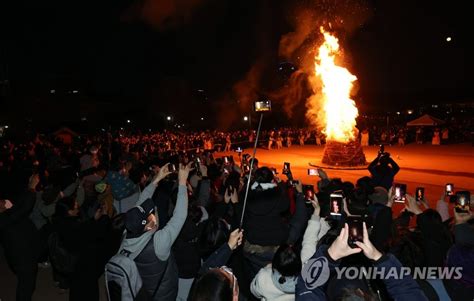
[{"left": 250, "top": 195, "right": 331, "bottom": 300}]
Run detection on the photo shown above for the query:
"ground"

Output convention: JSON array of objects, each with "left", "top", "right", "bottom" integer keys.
[
  {"left": 1, "top": 143, "right": 472, "bottom": 301},
  {"left": 222, "top": 143, "right": 474, "bottom": 212}
]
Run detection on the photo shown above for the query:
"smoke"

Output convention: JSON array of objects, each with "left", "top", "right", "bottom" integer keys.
[
  {"left": 122, "top": 0, "right": 207, "bottom": 30},
  {"left": 232, "top": 0, "right": 371, "bottom": 127},
  {"left": 232, "top": 61, "right": 265, "bottom": 111}
]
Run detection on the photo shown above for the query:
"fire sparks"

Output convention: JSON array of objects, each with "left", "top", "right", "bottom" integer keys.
[{"left": 308, "top": 27, "right": 359, "bottom": 143}]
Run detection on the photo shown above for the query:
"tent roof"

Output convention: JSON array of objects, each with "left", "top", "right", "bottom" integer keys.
[
  {"left": 53, "top": 127, "right": 79, "bottom": 136},
  {"left": 407, "top": 114, "right": 445, "bottom": 127}
]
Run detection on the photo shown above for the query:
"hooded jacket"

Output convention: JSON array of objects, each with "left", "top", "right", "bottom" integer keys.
[
  {"left": 242, "top": 183, "right": 290, "bottom": 246},
  {"left": 118, "top": 184, "right": 188, "bottom": 300}
]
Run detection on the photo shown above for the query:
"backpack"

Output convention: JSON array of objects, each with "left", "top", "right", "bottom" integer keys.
[
  {"left": 105, "top": 250, "right": 143, "bottom": 301},
  {"left": 105, "top": 235, "right": 168, "bottom": 301},
  {"left": 48, "top": 231, "right": 79, "bottom": 275}
]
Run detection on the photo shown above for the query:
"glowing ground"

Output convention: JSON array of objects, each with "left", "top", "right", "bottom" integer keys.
[{"left": 222, "top": 143, "right": 474, "bottom": 212}]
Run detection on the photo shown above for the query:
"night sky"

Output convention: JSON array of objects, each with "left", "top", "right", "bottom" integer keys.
[{"left": 1, "top": 0, "right": 473, "bottom": 128}]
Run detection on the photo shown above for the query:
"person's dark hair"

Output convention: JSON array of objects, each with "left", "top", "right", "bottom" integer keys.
[
  {"left": 272, "top": 244, "right": 302, "bottom": 283},
  {"left": 189, "top": 269, "right": 233, "bottom": 301},
  {"left": 54, "top": 196, "right": 76, "bottom": 218},
  {"left": 356, "top": 176, "right": 375, "bottom": 195},
  {"left": 224, "top": 171, "right": 240, "bottom": 192},
  {"left": 253, "top": 167, "right": 274, "bottom": 184},
  {"left": 199, "top": 218, "right": 230, "bottom": 259},
  {"left": 421, "top": 208, "right": 442, "bottom": 224},
  {"left": 188, "top": 203, "right": 204, "bottom": 224}
]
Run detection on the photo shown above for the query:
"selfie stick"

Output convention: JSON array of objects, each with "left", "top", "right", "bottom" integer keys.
[{"left": 239, "top": 113, "right": 264, "bottom": 229}]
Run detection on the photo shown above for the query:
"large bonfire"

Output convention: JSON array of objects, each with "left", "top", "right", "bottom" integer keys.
[{"left": 307, "top": 27, "right": 366, "bottom": 166}]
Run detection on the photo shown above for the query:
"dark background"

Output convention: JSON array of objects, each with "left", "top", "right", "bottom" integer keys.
[{"left": 0, "top": 0, "right": 472, "bottom": 131}]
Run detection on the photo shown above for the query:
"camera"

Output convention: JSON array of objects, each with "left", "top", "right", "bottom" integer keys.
[
  {"left": 193, "top": 156, "right": 202, "bottom": 177},
  {"left": 303, "top": 184, "right": 315, "bottom": 204},
  {"left": 307, "top": 168, "right": 319, "bottom": 176},
  {"left": 330, "top": 192, "right": 343, "bottom": 216},
  {"left": 455, "top": 191, "right": 470, "bottom": 213},
  {"left": 415, "top": 187, "right": 424, "bottom": 203},
  {"left": 393, "top": 183, "right": 407, "bottom": 203},
  {"left": 445, "top": 183, "right": 454, "bottom": 196},
  {"left": 347, "top": 216, "right": 363, "bottom": 248},
  {"left": 168, "top": 163, "right": 177, "bottom": 173},
  {"left": 254, "top": 100, "right": 272, "bottom": 112},
  {"left": 282, "top": 162, "right": 291, "bottom": 175}
]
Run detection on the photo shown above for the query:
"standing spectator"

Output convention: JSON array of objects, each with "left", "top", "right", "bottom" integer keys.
[
  {"left": 442, "top": 128, "right": 449, "bottom": 144},
  {"left": 398, "top": 129, "right": 406, "bottom": 146},
  {"left": 361, "top": 128, "right": 370, "bottom": 146},
  {"left": 224, "top": 135, "right": 232, "bottom": 152},
  {"left": 368, "top": 152, "right": 400, "bottom": 190},
  {"left": 416, "top": 127, "right": 423, "bottom": 144},
  {"left": 0, "top": 176, "right": 39, "bottom": 301},
  {"left": 432, "top": 128, "right": 441, "bottom": 145}
]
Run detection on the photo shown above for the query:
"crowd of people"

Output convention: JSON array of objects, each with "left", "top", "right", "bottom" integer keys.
[{"left": 0, "top": 127, "right": 472, "bottom": 301}]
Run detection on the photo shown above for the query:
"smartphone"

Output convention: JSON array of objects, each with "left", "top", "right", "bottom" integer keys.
[
  {"left": 394, "top": 183, "right": 407, "bottom": 203},
  {"left": 347, "top": 216, "right": 364, "bottom": 248},
  {"left": 415, "top": 187, "right": 424, "bottom": 203},
  {"left": 330, "top": 193, "right": 343, "bottom": 216},
  {"left": 236, "top": 147, "right": 243, "bottom": 153},
  {"left": 270, "top": 167, "right": 278, "bottom": 176},
  {"left": 455, "top": 191, "right": 470, "bottom": 213},
  {"left": 223, "top": 156, "right": 229, "bottom": 164},
  {"left": 254, "top": 100, "right": 272, "bottom": 112},
  {"left": 194, "top": 157, "right": 202, "bottom": 176},
  {"left": 307, "top": 168, "right": 319, "bottom": 176},
  {"left": 168, "top": 163, "right": 177, "bottom": 173},
  {"left": 303, "top": 185, "right": 315, "bottom": 204},
  {"left": 282, "top": 162, "right": 291, "bottom": 175},
  {"left": 446, "top": 183, "right": 454, "bottom": 196}
]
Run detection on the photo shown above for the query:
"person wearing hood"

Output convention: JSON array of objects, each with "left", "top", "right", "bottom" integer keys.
[
  {"left": 118, "top": 163, "right": 192, "bottom": 301},
  {"left": 251, "top": 195, "right": 329, "bottom": 301},
  {"left": 239, "top": 167, "right": 306, "bottom": 283}
]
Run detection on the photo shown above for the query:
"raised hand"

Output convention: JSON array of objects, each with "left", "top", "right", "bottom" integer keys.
[
  {"left": 227, "top": 228, "right": 244, "bottom": 250},
  {"left": 178, "top": 162, "right": 194, "bottom": 186},
  {"left": 327, "top": 223, "right": 362, "bottom": 261},
  {"left": 354, "top": 222, "right": 383, "bottom": 261}
]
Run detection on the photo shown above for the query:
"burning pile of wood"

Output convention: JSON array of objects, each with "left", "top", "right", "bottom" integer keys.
[{"left": 322, "top": 140, "right": 366, "bottom": 167}]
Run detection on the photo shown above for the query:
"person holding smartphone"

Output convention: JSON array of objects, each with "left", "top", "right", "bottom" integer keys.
[{"left": 367, "top": 151, "right": 400, "bottom": 190}]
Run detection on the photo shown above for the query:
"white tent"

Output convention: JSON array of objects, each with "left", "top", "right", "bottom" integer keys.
[{"left": 406, "top": 114, "right": 445, "bottom": 127}]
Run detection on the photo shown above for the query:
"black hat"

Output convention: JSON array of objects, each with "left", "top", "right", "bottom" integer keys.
[{"left": 125, "top": 198, "right": 155, "bottom": 237}]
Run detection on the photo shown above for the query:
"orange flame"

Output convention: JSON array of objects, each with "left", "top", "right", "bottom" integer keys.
[{"left": 307, "top": 27, "right": 358, "bottom": 143}]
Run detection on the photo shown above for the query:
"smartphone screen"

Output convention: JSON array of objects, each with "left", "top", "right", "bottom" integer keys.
[
  {"left": 330, "top": 193, "right": 343, "bottom": 215},
  {"left": 283, "top": 162, "right": 290, "bottom": 174},
  {"left": 415, "top": 187, "right": 424, "bottom": 202},
  {"left": 255, "top": 100, "right": 272, "bottom": 112},
  {"left": 455, "top": 191, "right": 470, "bottom": 213},
  {"left": 307, "top": 168, "right": 319, "bottom": 176},
  {"left": 446, "top": 183, "right": 454, "bottom": 196},
  {"left": 303, "top": 185, "right": 315, "bottom": 203},
  {"left": 347, "top": 216, "right": 363, "bottom": 248},
  {"left": 394, "top": 183, "right": 407, "bottom": 203},
  {"left": 223, "top": 156, "right": 229, "bottom": 164},
  {"left": 270, "top": 168, "right": 278, "bottom": 176}
]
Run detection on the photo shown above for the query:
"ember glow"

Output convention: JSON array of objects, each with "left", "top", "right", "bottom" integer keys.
[{"left": 309, "top": 27, "right": 359, "bottom": 143}]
